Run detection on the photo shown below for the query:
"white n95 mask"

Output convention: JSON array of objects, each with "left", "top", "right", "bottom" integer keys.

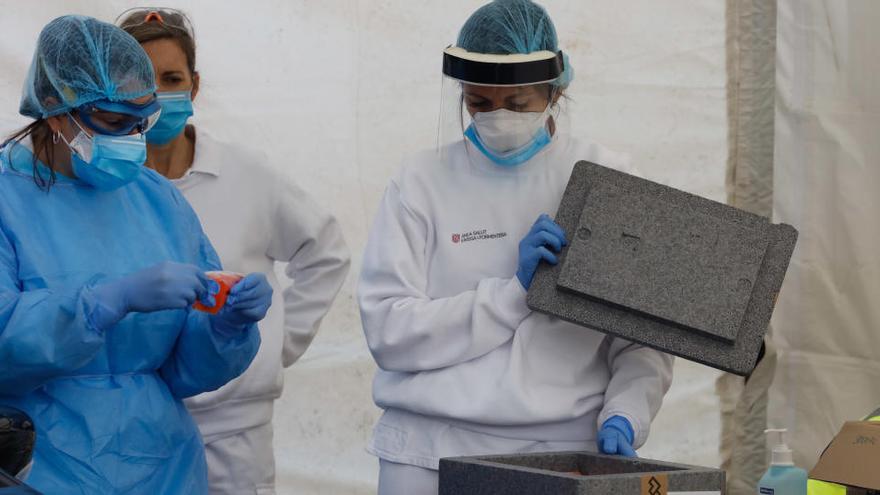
[{"left": 464, "top": 107, "right": 552, "bottom": 167}]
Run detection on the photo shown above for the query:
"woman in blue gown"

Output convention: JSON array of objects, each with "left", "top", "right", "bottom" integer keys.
[{"left": 0, "top": 15, "right": 271, "bottom": 494}]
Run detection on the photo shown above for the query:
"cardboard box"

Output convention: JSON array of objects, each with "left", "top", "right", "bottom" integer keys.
[
  {"left": 439, "top": 451, "right": 725, "bottom": 495},
  {"left": 809, "top": 421, "right": 880, "bottom": 494}
]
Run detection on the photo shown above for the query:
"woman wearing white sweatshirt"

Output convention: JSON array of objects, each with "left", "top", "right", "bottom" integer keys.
[
  {"left": 358, "top": 1, "right": 674, "bottom": 493},
  {"left": 117, "top": 9, "right": 351, "bottom": 494}
]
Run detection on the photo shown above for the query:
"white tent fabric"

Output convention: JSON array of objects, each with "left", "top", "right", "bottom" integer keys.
[
  {"left": 0, "top": 1, "right": 730, "bottom": 492},
  {"left": 770, "top": 0, "right": 880, "bottom": 471}
]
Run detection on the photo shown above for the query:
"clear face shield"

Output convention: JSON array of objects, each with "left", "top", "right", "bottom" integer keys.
[{"left": 438, "top": 46, "right": 566, "bottom": 167}]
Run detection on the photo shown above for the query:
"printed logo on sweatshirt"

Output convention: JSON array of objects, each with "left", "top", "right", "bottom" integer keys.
[{"left": 451, "top": 229, "right": 508, "bottom": 244}]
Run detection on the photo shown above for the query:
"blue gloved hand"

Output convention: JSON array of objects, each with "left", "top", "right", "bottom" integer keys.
[
  {"left": 90, "top": 262, "right": 216, "bottom": 328},
  {"left": 211, "top": 273, "right": 273, "bottom": 334},
  {"left": 598, "top": 416, "right": 637, "bottom": 457},
  {"left": 516, "top": 214, "right": 567, "bottom": 290}
]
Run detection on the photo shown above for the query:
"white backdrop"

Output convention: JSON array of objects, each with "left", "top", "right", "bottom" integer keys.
[
  {"left": 0, "top": 1, "right": 728, "bottom": 493},
  {"left": 770, "top": 0, "right": 880, "bottom": 470}
]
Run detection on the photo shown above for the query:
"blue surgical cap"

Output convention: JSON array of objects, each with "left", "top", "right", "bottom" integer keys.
[
  {"left": 457, "top": 0, "right": 573, "bottom": 88},
  {"left": 19, "top": 15, "right": 156, "bottom": 119}
]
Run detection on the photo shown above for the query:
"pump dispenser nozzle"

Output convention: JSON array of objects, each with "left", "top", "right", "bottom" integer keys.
[{"left": 765, "top": 428, "right": 795, "bottom": 466}]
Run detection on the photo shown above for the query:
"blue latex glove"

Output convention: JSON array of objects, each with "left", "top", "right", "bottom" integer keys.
[
  {"left": 516, "top": 214, "right": 567, "bottom": 290},
  {"left": 90, "top": 262, "right": 216, "bottom": 328},
  {"left": 211, "top": 273, "right": 273, "bottom": 335},
  {"left": 598, "top": 416, "right": 637, "bottom": 457}
]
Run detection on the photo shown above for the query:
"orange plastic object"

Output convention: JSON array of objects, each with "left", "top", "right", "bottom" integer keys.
[{"left": 193, "top": 271, "right": 244, "bottom": 314}]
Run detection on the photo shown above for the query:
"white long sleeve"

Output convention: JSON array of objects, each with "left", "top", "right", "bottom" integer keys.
[
  {"left": 599, "top": 338, "right": 674, "bottom": 448},
  {"left": 268, "top": 176, "right": 350, "bottom": 367},
  {"left": 359, "top": 180, "right": 530, "bottom": 372},
  {"left": 174, "top": 129, "right": 350, "bottom": 438}
]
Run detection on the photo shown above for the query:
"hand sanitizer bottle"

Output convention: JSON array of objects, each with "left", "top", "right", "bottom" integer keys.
[{"left": 758, "top": 429, "right": 807, "bottom": 495}]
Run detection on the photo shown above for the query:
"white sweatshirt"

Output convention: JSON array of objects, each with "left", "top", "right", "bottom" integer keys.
[
  {"left": 175, "top": 129, "right": 350, "bottom": 439},
  {"left": 358, "top": 135, "right": 674, "bottom": 469}
]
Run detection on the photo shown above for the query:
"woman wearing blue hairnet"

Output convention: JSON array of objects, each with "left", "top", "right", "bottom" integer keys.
[
  {"left": 358, "top": 1, "right": 674, "bottom": 493},
  {"left": 0, "top": 15, "right": 273, "bottom": 494},
  {"left": 112, "top": 9, "right": 350, "bottom": 494}
]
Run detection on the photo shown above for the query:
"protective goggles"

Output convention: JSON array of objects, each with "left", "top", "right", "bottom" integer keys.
[
  {"left": 74, "top": 98, "right": 162, "bottom": 136},
  {"left": 115, "top": 7, "right": 195, "bottom": 39},
  {"left": 442, "top": 46, "right": 565, "bottom": 87}
]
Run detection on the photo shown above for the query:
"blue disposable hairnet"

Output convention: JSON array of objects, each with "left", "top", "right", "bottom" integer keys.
[
  {"left": 457, "top": 0, "right": 573, "bottom": 88},
  {"left": 19, "top": 15, "right": 157, "bottom": 119}
]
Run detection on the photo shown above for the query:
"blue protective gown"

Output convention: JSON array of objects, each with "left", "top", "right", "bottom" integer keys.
[{"left": 0, "top": 142, "right": 261, "bottom": 494}]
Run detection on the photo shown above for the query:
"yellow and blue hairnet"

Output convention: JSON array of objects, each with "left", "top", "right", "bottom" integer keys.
[
  {"left": 457, "top": 0, "right": 573, "bottom": 88},
  {"left": 19, "top": 15, "right": 156, "bottom": 119}
]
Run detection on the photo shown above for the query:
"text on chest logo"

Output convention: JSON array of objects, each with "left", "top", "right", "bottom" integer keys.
[{"left": 451, "top": 229, "right": 509, "bottom": 244}]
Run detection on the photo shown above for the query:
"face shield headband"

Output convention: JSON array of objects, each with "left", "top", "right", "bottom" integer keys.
[{"left": 442, "top": 46, "right": 565, "bottom": 87}]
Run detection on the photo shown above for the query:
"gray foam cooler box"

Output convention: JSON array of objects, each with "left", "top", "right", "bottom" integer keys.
[
  {"left": 528, "top": 161, "right": 798, "bottom": 375},
  {"left": 439, "top": 451, "right": 725, "bottom": 495}
]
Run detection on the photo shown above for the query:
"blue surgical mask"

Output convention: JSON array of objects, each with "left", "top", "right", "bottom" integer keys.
[
  {"left": 464, "top": 108, "right": 552, "bottom": 167},
  {"left": 63, "top": 117, "right": 146, "bottom": 191},
  {"left": 145, "top": 91, "right": 193, "bottom": 145}
]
